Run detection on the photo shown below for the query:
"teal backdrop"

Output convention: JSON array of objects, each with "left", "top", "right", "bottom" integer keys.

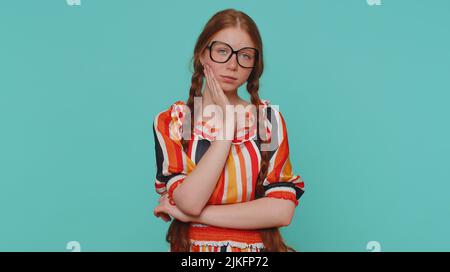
[{"left": 1, "top": 0, "right": 449, "bottom": 252}]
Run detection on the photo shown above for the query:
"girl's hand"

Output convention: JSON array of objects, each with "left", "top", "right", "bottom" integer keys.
[
  {"left": 202, "top": 63, "right": 237, "bottom": 136},
  {"left": 203, "top": 63, "right": 231, "bottom": 114},
  {"left": 153, "top": 194, "right": 195, "bottom": 223},
  {"left": 153, "top": 194, "right": 172, "bottom": 222}
]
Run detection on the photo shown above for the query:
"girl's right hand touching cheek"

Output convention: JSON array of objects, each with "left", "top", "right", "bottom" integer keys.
[
  {"left": 202, "top": 63, "right": 236, "bottom": 139},
  {"left": 203, "top": 63, "right": 230, "bottom": 113}
]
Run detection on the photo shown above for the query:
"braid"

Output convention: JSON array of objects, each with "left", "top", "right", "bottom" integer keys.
[
  {"left": 182, "top": 62, "right": 204, "bottom": 149},
  {"left": 247, "top": 78, "right": 269, "bottom": 199}
]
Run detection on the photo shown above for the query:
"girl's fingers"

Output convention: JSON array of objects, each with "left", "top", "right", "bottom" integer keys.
[
  {"left": 154, "top": 205, "right": 172, "bottom": 222},
  {"left": 207, "top": 64, "right": 223, "bottom": 99},
  {"left": 153, "top": 207, "right": 160, "bottom": 217},
  {"left": 204, "top": 66, "right": 214, "bottom": 98},
  {"left": 205, "top": 65, "right": 218, "bottom": 103},
  {"left": 156, "top": 211, "right": 171, "bottom": 222},
  {"left": 204, "top": 64, "right": 228, "bottom": 113},
  {"left": 209, "top": 65, "right": 220, "bottom": 95},
  {"left": 209, "top": 66, "right": 222, "bottom": 107},
  {"left": 161, "top": 213, "right": 171, "bottom": 222},
  {"left": 205, "top": 65, "right": 216, "bottom": 96},
  {"left": 207, "top": 64, "right": 219, "bottom": 89},
  {"left": 212, "top": 73, "right": 222, "bottom": 96}
]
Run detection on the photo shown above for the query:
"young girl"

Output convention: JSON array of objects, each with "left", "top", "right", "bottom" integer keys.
[{"left": 152, "top": 9, "right": 305, "bottom": 252}]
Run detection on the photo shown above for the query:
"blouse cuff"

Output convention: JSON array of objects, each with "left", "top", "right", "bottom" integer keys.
[
  {"left": 265, "top": 188, "right": 299, "bottom": 207},
  {"left": 263, "top": 178, "right": 304, "bottom": 207},
  {"left": 167, "top": 174, "right": 187, "bottom": 205}
]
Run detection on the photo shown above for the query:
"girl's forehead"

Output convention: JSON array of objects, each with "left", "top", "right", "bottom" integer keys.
[{"left": 210, "top": 28, "right": 255, "bottom": 49}]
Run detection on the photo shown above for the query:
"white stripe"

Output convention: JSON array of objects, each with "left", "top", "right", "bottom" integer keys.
[
  {"left": 166, "top": 174, "right": 187, "bottom": 192},
  {"left": 264, "top": 150, "right": 278, "bottom": 187},
  {"left": 263, "top": 110, "right": 284, "bottom": 187},
  {"left": 249, "top": 140, "right": 261, "bottom": 174},
  {"left": 275, "top": 110, "right": 284, "bottom": 147},
  {"left": 226, "top": 244, "right": 232, "bottom": 252},
  {"left": 191, "top": 135, "right": 199, "bottom": 164},
  {"left": 155, "top": 179, "right": 166, "bottom": 194},
  {"left": 191, "top": 223, "right": 209, "bottom": 227},
  {"left": 292, "top": 175, "right": 304, "bottom": 186}
]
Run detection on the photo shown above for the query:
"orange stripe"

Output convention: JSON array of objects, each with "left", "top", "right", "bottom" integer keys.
[
  {"left": 234, "top": 145, "right": 247, "bottom": 202},
  {"left": 273, "top": 139, "right": 289, "bottom": 180},
  {"left": 281, "top": 157, "right": 294, "bottom": 181}
]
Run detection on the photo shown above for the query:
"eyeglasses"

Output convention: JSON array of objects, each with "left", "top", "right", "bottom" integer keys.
[{"left": 206, "top": 41, "right": 259, "bottom": 69}]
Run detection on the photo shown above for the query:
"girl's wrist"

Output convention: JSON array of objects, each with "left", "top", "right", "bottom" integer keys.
[{"left": 188, "top": 211, "right": 204, "bottom": 224}]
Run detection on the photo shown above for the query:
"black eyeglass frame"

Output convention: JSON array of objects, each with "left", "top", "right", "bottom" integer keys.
[{"left": 206, "top": 40, "right": 259, "bottom": 69}]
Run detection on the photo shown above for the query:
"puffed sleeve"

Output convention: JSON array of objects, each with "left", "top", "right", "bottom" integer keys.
[
  {"left": 262, "top": 105, "right": 305, "bottom": 207},
  {"left": 152, "top": 101, "right": 194, "bottom": 202}
]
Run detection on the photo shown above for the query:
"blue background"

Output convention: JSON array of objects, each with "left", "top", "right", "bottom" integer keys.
[{"left": 1, "top": 0, "right": 449, "bottom": 251}]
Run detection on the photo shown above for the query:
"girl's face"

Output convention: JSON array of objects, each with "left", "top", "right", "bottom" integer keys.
[{"left": 200, "top": 27, "right": 256, "bottom": 92}]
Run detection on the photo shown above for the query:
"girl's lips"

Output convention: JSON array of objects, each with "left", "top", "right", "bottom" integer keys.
[{"left": 220, "top": 75, "right": 237, "bottom": 82}]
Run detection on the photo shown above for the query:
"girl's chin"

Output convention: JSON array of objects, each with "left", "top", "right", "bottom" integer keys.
[
  {"left": 222, "top": 88, "right": 236, "bottom": 93},
  {"left": 220, "top": 84, "right": 238, "bottom": 92}
]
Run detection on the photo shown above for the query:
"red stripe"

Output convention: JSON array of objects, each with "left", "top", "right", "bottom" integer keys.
[
  {"left": 187, "top": 131, "right": 194, "bottom": 159},
  {"left": 266, "top": 191, "right": 298, "bottom": 206}
]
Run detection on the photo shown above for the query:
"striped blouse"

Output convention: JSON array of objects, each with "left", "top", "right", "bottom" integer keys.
[{"left": 152, "top": 99, "right": 305, "bottom": 252}]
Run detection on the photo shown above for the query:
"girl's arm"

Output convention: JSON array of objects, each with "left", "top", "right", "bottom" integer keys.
[
  {"left": 191, "top": 197, "right": 296, "bottom": 229},
  {"left": 173, "top": 129, "right": 234, "bottom": 217},
  {"left": 172, "top": 63, "right": 240, "bottom": 217}
]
